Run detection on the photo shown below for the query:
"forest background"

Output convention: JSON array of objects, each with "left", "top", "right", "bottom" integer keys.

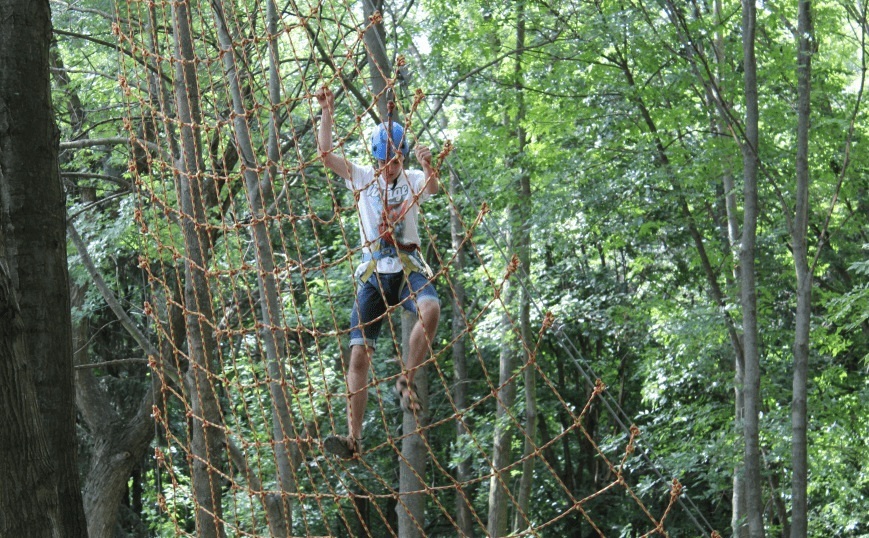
[{"left": 0, "top": 0, "right": 867, "bottom": 536}]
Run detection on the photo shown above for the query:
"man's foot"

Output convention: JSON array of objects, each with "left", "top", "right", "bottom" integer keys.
[
  {"left": 324, "top": 435, "right": 360, "bottom": 460},
  {"left": 395, "top": 375, "right": 420, "bottom": 412}
]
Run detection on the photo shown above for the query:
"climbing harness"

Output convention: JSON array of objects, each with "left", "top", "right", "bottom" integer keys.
[{"left": 356, "top": 238, "right": 433, "bottom": 285}]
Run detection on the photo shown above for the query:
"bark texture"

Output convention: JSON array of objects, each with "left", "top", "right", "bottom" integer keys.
[
  {"left": 740, "top": 1, "right": 766, "bottom": 536},
  {"left": 0, "top": 0, "right": 88, "bottom": 534},
  {"left": 398, "top": 310, "right": 429, "bottom": 538},
  {"left": 450, "top": 167, "right": 474, "bottom": 537},
  {"left": 791, "top": 1, "right": 813, "bottom": 536},
  {"left": 487, "top": 270, "right": 517, "bottom": 537},
  {"left": 512, "top": 1, "right": 537, "bottom": 531},
  {"left": 171, "top": 1, "right": 225, "bottom": 535},
  {"left": 0, "top": 263, "right": 65, "bottom": 536},
  {"left": 362, "top": 0, "right": 391, "bottom": 120}
]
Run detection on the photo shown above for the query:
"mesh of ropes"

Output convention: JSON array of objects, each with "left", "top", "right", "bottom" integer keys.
[{"left": 112, "top": 0, "right": 698, "bottom": 535}]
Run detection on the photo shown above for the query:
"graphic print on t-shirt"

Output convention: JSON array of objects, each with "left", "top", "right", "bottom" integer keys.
[{"left": 364, "top": 181, "right": 416, "bottom": 249}]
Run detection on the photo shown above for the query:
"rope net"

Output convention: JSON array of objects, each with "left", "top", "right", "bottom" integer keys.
[{"left": 113, "top": 0, "right": 694, "bottom": 535}]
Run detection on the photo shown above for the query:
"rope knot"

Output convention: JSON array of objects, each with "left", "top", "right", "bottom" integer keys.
[
  {"left": 504, "top": 254, "right": 521, "bottom": 279},
  {"left": 413, "top": 88, "right": 426, "bottom": 107},
  {"left": 436, "top": 139, "right": 453, "bottom": 166},
  {"left": 670, "top": 478, "right": 683, "bottom": 498},
  {"left": 625, "top": 424, "right": 640, "bottom": 455},
  {"left": 593, "top": 378, "right": 606, "bottom": 395},
  {"left": 541, "top": 311, "right": 555, "bottom": 331},
  {"left": 469, "top": 203, "right": 490, "bottom": 231}
]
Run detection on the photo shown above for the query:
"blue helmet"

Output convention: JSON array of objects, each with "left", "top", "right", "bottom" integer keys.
[{"left": 371, "top": 121, "right": 409, "bottom": 161}]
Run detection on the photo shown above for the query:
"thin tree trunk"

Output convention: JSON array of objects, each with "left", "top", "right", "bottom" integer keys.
[
  {"left": 266, "top": 0, "right": 281, "bottom": 206},
  {"left": 171, "top": 1, "right": 225, "bottom": 535},
  {"left": 362, "top": 0, "right": 391, "bottom": 120},
  {"left": 732, "top": 371, "right": 748, "bottom": 537},
  {"left": 791, "top": 1, "right": 813, "bottom": 536},
  {"left": 614, "top": 25, "right": 752, "bottom": 538},
  {"left": 766, "top": 462, "right": 792, "bottom": 538},
  {"left": 512, "top": 0, "right": 536, "bottom": 531},
  {"left": 487, "top": 280, "right": 517, "bottom": 537},
  {"left": 0, "top": 0, "right": 87, "bottom": 533},
  {"left": 710, "top": 0, "right": 749, "bottom": 532},
  {"left": 740, "top": 1, "right": 766, "bottom": 536},
  {"left": 398, "top": 310, "right": 428, "bottom": 538},
  {"left": 211, "top": 2, "right": 297, "bottom": 534},
  {"left": 450, "top": 167, "right": 474, "bottom": 537}
]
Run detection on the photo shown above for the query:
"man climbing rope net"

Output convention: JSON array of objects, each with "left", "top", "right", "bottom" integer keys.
[{"left": 314, "top": 86, "right": 441, "bottom": 459}]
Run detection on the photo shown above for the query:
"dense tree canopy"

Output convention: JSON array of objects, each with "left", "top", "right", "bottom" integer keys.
[{"left": 39, "top": 0, "right": 869, "bottom": 535}]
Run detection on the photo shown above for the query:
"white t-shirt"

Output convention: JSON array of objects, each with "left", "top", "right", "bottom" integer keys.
[{"left": 346, "top": 162, "right": 433, "bottom": 276}]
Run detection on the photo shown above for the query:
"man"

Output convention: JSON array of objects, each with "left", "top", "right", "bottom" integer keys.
[{"left": 314, "top": 86, "right": 441, "bottom": 459}]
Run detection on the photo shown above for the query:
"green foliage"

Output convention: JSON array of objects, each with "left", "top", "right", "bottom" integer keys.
[{"left": 51, "top": 0, "right": 869, "bottom": 534}]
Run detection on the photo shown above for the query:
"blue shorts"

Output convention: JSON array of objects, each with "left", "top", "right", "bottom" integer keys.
[{"left": 349, "top": 271, "right": 439, "bottom": 348}]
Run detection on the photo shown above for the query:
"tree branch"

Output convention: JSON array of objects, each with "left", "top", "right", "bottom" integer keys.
[
  {"left": 74, "top": 358, "right": 149, "bottom": 370},
  {"left": 67, "top": 220, "right": 161, "bottom": 360},
  {"left": 59, "top": 136, "right": 173, "bottom": 163},
  {"left": 67, "top": 190, "right": 131, "bottom": 221},
  {"left": 61, "top": 171, "right": 132, "bottom": 189},
  {"left": 53, "top": 28, "right": 172, "bottom": 84}
]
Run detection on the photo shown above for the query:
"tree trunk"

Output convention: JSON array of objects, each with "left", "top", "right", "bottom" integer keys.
[
  {"left": 0, "top": 0, "right": 88, "bottom": 534},
  {"left": 266, "top": 0, "right": 282, "bottom": 207},
  {"left": 69, "top": 228, "right": 154, "bottom": 537},
  {"left": 710, "top": 0, "right": 749, "bottom": 532},
  {"left": 398, "top": 310, "right": 429, "bottom": 538},
  {"left": 0, "top": 269, "right": 65, "bottom": 537},
  {"left": 362, "top": 0, "right": 391, "bottom": 120},
  {"left": 211, "top": 2, "right": 298, "bottom": 534},
  {"left": 79, "top": 399, "right": 156, "bottom": 538},
  {"left": 171, "top": 1, "right": 225, "bottom": 535},
  {"left": 791, "top": 1, "right": 813, "bottom": 536},
  {"left": 512, "top": 0, "right": 536, "bottom": 531},
  {"left": 487, "top": 279, "right": 517, "bottom": 537},
  {"left": 767, "top": 462, "right": 792, "bottom": 538},
  {"left": 450, "top": 167, "right": 474, "bottom": 537},
  {"left": 740, "top": 1, "right": 766, "bottom": 536}
]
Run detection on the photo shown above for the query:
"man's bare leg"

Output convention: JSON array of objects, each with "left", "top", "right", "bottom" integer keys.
[
  {"left": 404, "top": 300, "right": 440, "bottom": 386},
  {"left": 347, "top": 344, "right": 373, "bottom": 440},
  {"left": 325, "top": 344, "right": 372, "bottom": 458}
]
